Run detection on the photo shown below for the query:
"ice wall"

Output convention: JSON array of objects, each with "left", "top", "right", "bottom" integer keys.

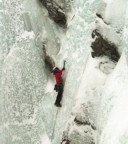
[
  {"left": 0, "top": 0, "right": 48, "bottom": 143},
  {"left": 39, "top": 0, "right": 100, "bottom": 143},
  {"left": 1, "top": 0, "right": 128, "bottom": 144},
  {"left": 97, "top": 1, "right": 128, "bottom": 144},
  {"left": 61, "top": 0, "right": 128, "bottom": 144},
  {"left": 0, "top": 0, "right": 100, "bottom": 143}
]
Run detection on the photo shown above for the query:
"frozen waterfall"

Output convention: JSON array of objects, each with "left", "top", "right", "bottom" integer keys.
[{"left": 0, "top": 0, "right": 128, "bottom": 144}]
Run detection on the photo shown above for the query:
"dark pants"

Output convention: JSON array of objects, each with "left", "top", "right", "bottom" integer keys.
[{"left": 54, "top": 83, "right": 63, "bottom": 104}]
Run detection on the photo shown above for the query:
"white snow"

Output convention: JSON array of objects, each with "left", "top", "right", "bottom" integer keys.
[
  {"left": 99, "top": 53, "right": 128, "bottom": 144},
  {"left": 105, "top": 0, "right": 127, "bottom": 30},
  {"left": 1, "top": 0, "right": 128, "bottom": 144},
  {"left": 45, "top": 78, "right": 54, "bottom": 93},
  {"left": 41, "top": 134, "right": 51, "bottom": 144},
  {"left": 95, "top": 17, "right": 121, "bottom": 46},
  {"left": 20, "top": 31, "right": 35, "bottom": 40}
]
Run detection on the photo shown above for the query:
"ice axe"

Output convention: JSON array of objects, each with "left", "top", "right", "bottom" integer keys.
[{"left": 63, "top": 60, "right": 66, "bottom": 70}]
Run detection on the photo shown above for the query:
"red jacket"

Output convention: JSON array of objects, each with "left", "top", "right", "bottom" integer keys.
[{"left": 53, "top": 69, "right": 63, "bottom": 84}]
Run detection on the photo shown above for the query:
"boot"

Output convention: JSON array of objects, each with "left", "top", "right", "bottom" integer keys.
[{"left": 55, "top": 103, "right": 62, "bottom": 107}]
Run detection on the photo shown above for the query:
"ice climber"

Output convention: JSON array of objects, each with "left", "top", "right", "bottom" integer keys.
[
  {"left": 51, "top": 61, "right": 66, "bottom": 107},
  {"left": 43, "top": 45, "right": 65, "bottom": 107}
]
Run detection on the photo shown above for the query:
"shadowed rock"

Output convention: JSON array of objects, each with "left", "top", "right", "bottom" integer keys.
[
  {"left": 61, "top": 103, "right": 96, "bottom": 144},
  {"left": 96, "top": 13, "right": 103, "bottom": 20},
  {"left": 96, "top": 13, "right": 108, "bottom": 25},
  {"left": 91, "top": 30, "right": 120, "bottom": 62},
  {"left": 43, "top": 42, "right": 55, "bottom": 72},
  {"left": 61, "top": 139, "right": 70, "bottom": 144},
  {"left": 74, "top": 118, "right": 96, "bottom": 130},
  {"left": 39, "top": 0, "right": 67, "bottom": 27}
]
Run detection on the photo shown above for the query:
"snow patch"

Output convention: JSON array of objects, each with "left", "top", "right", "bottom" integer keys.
[
  {"left": 99, "top": 52, "right": 128, "bottom": 144},
  {"left": 20, "top": 31, "right": 35, "bottom": 40},
  {"left": 45, "top": 78, "right": 54, "bottom": 93},
  {"left": 41, "top": 134, "right": 51, "bottom": 144},
  {"left": 95, "top": 18, "right": 121, "bottom": 47}
]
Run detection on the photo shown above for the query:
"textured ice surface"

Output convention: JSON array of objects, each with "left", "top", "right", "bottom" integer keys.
[
  {"left": 1, "top": 0, "right": 128, "bottom": 144},
  {"left": 98, "top": 53, "right": 128, "bottom": 144},
  {"left": 0, "top": 0, "right": 47, "bottom": 143},
  {"left": 0, "top": 0, "right": 100, "bottom": 143},
  {"left": 97, "top": 1, "right": 128, "bottom": 144}
]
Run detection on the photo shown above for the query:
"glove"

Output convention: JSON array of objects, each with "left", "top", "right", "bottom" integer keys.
[
  {"left": 62, "top": 60, "right": 66, "bottom": 71},
  {"left": 62, "top": 67, "right": 65, "bottom": 71}
]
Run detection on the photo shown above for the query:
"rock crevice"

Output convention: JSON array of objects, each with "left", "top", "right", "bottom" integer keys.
[{"left": 39, "top": 0, "right": 67, "bottom": 27}]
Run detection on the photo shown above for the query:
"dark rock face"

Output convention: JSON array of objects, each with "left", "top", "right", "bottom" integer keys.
[
  {"left": 39, "top": 0, "right": 67, "bottom": 27},
  {"left": 43, "top": 42, "right": 55, "bottom": 72},
  {"left": 96, "top": 13, "right": 103, "bottom": 20},
  {"left": 91, "top": 30, "right": 120, "bottom": 62}
]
